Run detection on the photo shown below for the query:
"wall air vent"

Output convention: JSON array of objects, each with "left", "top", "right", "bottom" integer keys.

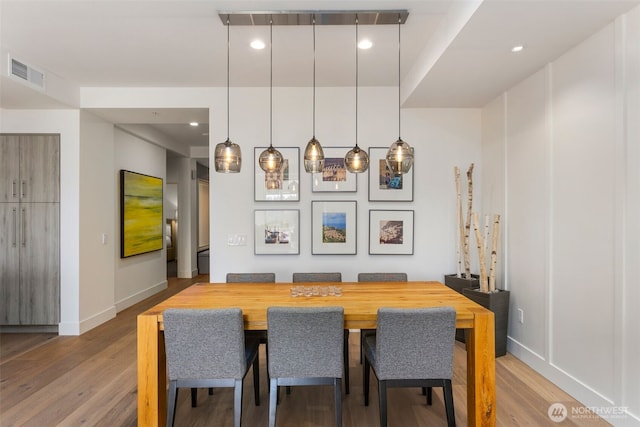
[{"left": 9, "top": 56, "right": 45, "bottom": 89}]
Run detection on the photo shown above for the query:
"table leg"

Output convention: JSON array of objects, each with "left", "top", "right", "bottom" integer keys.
[
  {"left": 137, "top": 314, "right": 166, "bottom": 426},
  {"left": 466, "top": 309, "right": 496, "bottom": 426}
]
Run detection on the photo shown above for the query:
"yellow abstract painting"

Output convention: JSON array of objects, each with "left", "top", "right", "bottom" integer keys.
[{"left": 120, "top": 170, "right": 163, "bottom": 257}]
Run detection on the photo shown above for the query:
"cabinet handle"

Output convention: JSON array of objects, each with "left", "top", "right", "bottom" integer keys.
[
  {"left": 12, "top": 208, "right": 17, "bottom": 247},
  {"left": 21, "top": 207, "right": 26, "bottom": 247},
  {"left": 21, "top": 180, "right": 26, "bottom": 199},
  {"left": 12, "top": 180, "right": 17, "bottom": 198}
]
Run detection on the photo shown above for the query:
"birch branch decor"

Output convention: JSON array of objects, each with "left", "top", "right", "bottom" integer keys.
[
  {"left": 472, "top": 212, "right": 489, "bottom": 292},
  {"left": 463, "top": 163, "right": 474, "bottom": 279},
  {"left": 488, "top": 214, "right": 501, "bottom": 292},
  {"left": 472, "top": 212, "right": 501, "bottom": 293},
  {"left": 455, "top": 167, "right": 464, "bottom": 278}
]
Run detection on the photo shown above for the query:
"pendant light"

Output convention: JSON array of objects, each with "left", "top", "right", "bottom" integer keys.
[
  {"left": 344, "top": 16, "right": 369, "bottom": 173},
  {"left": 303, "top": 17, "right": 324, "bottom": 173},
  {"left": 258, "top": 19, "right": 284, "bottom": 173},
  {"left": 385, "top": 14, "right": 414, "bottom": 175},
  {"left": 214, "top": 17, "right": 242, "bottom": 173}
]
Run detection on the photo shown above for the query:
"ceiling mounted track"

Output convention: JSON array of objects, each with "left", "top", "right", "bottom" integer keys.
[{"left": 219, "top": 11, "right": 409, "bottom": 26}]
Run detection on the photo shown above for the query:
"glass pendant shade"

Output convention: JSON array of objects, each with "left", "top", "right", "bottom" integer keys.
[
  {"left": 304, "top": 137, "right": 324, "bottom": 173},
  {"left": 258, "top": 146, "right": 283, "bottom": 173},
  {"left": 214, "top": 139, "right": 242, "bottom": 173},
  {"left": 386, "top": 138, "right": 414, "bottom": 174},
  {"left": 344, "top": 145, "right": 369, "bottom": 173}
]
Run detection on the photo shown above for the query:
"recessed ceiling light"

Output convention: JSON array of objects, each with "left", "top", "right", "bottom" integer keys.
[
  {"left": 511, "top": 45, "right": 524, "bottom": 53},
  {"left": 250, "top": 39, "right": 266, "bottom": 50},
  {"left": 189, "top": 122, "right": 199, "bottom": 127},
  {"left": 358, "top": 39, "right": 373, "bottom": 50}
]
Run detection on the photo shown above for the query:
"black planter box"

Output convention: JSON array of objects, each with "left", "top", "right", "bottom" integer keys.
[
  {"left": 462, "top": 288, "right": 510, "bottom": 357},
  {"left": 444, "top": 274, "right": 480, "bottom": 343}
]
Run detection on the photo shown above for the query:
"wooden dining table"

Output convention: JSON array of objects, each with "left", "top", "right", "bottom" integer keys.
[{"left": 137, "top": 281, "right": 496, "bottom": 426}]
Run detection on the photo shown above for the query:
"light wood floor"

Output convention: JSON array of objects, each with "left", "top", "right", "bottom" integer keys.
[{"left": 0, "top": 275, "right": 609, "bottom": 426}]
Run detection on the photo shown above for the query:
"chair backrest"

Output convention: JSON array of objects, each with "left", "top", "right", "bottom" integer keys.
[
  {"left": 163, "top": 308, "right": 247, "bottom": 381},
  {"left": 292, "top": 272, "right": 342, "bottom": 283},
  {"left": 357, "top": 273, "right": 408, "bottom": 282},
  {"left": 226, "top": 273, "right": 276, "bottom": 283},
  {"left": 267, "top": 306, "right": 344, "bottom": 378},
  {"left": 375, "top": 307, "right": 456, "bottom": 380}
]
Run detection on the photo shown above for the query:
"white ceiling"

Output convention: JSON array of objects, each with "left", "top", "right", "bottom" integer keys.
[{"left": 1, "top": 0, "right": 638, "bottom": 151}]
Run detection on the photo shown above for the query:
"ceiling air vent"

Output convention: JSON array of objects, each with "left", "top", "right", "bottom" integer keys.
[{"left": 9, "top": 56, "right": 45, "bottom": 89}]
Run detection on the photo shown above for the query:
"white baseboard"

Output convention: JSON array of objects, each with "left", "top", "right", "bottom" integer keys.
[
  {"left": 178, "top": 268, "right": 199, "bottom": 279},
  {"left": 115, "top": 280, "right": 168, "bottom": 313}
]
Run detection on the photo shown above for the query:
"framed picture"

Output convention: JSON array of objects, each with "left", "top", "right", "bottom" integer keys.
[
  {"left": 311, "top": 147, "right": 357, "bottom": 192},
  {"left": 120, "top": 170, "right": 164, "bottom": 258},
  {"left": 254, "top": 209, "right": 300, "bottom": 255},
  {"left": 254, "top": 147, "right": 300, "bottom": 201},
  {"left": 312, "top": 201, "right": 357, "bottom": 255},
  {"left": 369, "top": 210, "right": 414, "bottom": 255},
  {"left": 368, "top": 147, "right": 414, "bottom": 201}
]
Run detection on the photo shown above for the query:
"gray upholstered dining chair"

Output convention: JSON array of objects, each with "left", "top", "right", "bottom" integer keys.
[
  {"left": 357, "top": 272, "right": 408, "bottom": 282},
  {"left": 267, "top": 306, "right": 344, "bottom": 427},
  {"left": 227, "top": 272, "right": 276, "bottom": 283},
  {"left": 163, "top": 308, "right": 260, "bottom": 427},
  {"left": 292, "top": 272, "right": 342, "bottom": 283},
  {"left": 357, "top": 273, "right": 408, "bottom": 363},
  {"left": 292, "top": 272, "right": 349, "bottom": 394},
  {"left": 363, "top": 307, "right": 457, "bottom": 427},
  {"left": 226, "top": 273, "right": 275, "bottom": 391}
]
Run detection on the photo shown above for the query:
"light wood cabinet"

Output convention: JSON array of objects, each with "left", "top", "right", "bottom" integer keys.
[
  {"left": 1, "top": 134, "right": 59, "bottom": 203},
  {"left": 0, "top": 134, "right": 60, "bottom": 326}
]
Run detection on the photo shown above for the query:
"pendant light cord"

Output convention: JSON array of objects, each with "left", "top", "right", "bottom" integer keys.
[
  {"left": 398, "top": 14, "right": 402, "bottom": 141},
  {"left": 355, "top": 16, "right": 359, "bottom": 148},
  {"left": 270, "top": 18, "right": 273, "bottom": 148},
  {"left": 312, "top": 17, "right": 316, "bottom": 138},
  {"left": 226, "top": 17, "right": 230, "bottom": 141}
]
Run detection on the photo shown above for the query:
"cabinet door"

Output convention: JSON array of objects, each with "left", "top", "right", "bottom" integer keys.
[
  {"left": 19, "top": 134, "right": 60, "bottom": 203},
  {"left": 0, "top": 135, "right": 21, "bottom": 203},
  {"left": 19, "top": 203, "right": 60, "bottom": 325},
  {"left": 0, "top": 203, "right": 21, "bottom": 324}
]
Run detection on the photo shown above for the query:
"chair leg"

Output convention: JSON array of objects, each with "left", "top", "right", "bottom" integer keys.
[
  {"left": 167, "top": 381, "right": 178, "bottom": 427},
  {"left": 426, "top": 387, "right": 433, "bottom": 405},
  {"left": 269, "top": 379, "right": 278, "bottom": 427},
  {"left": 378, "top": 380, "right": 388, "bottom": 427},
  {"left": 190, "top": 388, "right": 197, "bottom": 407},
  {"left": 343, "top": 330, "right": 350, "bottom": 394},
  {"left": 233, "top": 379, "right": 243, "bottom": 427},
  {"left": 443, "top": 380, "right": 456, "bottom": 427},
  {"left": 363, "top": 357, "right": 371, "bottom": 406},
  {"left": 253, "top": 352, "right": 261, "bottom": 406},
  {"left": 335, "top": 378, "right": 342, "bottom": 427},
  {"left": 265, "top": 342, "right": 271, "bottom": 391}
]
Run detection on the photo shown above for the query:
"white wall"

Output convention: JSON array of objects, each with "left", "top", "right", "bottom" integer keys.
[
  {"left": 481, "top": 6, "right": 640, "bottom": 424},
  {"left": 113, "top": 127, "right": 168, "bottom": 310},
  {"left": 209, "top": 86, "right": 482, "bottom": 282},
  {"left": 78, "top": 110, "right": 116, "bottom": 332},
  {"left": 622, "top": 5, "right": 640, "bottom": 420}
]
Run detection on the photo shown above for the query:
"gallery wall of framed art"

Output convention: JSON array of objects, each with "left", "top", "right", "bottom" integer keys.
[{"left": 250, "top": 147, "right": 416, "bottom": 257}]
